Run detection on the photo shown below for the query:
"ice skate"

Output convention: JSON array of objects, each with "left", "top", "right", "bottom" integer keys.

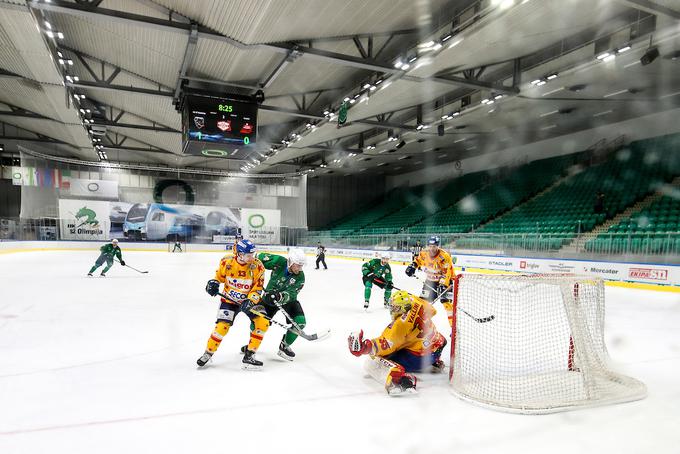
[
  {"left": 431, "top": 359, "right": 446, "bottom": 373},
  {"left": 242, "top": 349, "right": 263, "bottom": 370},
  {"left": 277, "top": 341, "right": 295, "bottom": 361},
  {"left": 100, "top": 272, "right": 106, "bottom": 277},
  {"left": 364, "top": 300, "right": 369, "bottom": 311},
  {"left": 196, "top": 351, "right": 213, "bottom": 367}
]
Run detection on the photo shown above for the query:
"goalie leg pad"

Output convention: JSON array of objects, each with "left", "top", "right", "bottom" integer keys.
[
  {"left": 441, "top": 301, "right": 454, "bottom": 328},
  {"left": 363, "top": 356, "right": 417, "bottom": 395}
]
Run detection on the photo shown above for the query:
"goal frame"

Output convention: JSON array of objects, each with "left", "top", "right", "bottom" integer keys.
[
  {"left": 449, "top": 273, "right": 647, "bottom": 414},
  {"left": 167, "top": 240, "right": 187, "bottom": 253}
]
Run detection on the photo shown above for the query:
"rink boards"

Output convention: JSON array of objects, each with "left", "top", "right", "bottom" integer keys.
[{"left": 1, "top": 240, "right": 678, "bottom": 289}]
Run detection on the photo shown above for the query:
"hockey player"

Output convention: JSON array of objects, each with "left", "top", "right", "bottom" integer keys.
[
  {"left": 246, "top": 248, "right": 307, "bottom": 361},
  {"left": 361, "top": 252, "right": 393, "bottom": 310},
  {"left": 87, "top": 238, "right": 125, "bottom": 276},
  {"left": 172, "top": 241, "right": 183, "bottom": 252},
  {"left": 197, "top": 239, "right": 267, "bottom": 370},
  {"left": 405, "top": 236, "right": 456, "bottom": 327},
  {"left": 347, "top": 290, "right": 447, "bottom": 396}
]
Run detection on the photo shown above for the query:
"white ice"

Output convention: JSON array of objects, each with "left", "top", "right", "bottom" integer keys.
[{"left": 0, "top": 249, "right": 679, "bottom": 454}]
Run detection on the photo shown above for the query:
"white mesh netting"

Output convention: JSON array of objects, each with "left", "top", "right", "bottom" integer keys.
[{"left": 449, "top": 274, "right": 647, "bottom": 414}]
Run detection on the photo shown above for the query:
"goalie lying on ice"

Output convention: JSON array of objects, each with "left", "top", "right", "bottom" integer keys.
[{"left": 347, "top": 290, "right": 447, "bottom": 395}]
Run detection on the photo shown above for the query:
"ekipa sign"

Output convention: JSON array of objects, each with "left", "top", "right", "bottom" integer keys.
[{"left": 628, "top": 268, "right": 668, "bottom": 281}]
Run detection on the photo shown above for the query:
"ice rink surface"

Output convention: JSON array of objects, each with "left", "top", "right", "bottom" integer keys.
[{"left": 1, "top": 249, "right": 679, "bottom": 454}]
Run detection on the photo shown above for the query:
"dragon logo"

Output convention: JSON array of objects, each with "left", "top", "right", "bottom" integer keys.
[{"left": 75, "top": 207, "right": 99, "bottom": 228}]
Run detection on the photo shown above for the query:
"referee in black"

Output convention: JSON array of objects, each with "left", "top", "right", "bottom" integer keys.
[{"left": 315, "top": 242, "right": 327, "bottom": 270}]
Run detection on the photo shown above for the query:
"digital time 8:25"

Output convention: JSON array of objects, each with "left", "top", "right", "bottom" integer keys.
[{"left": 218, "top": 104, "right": 233, "bottom": 112}]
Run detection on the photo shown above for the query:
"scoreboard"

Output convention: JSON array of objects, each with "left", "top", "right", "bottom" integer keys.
[{"left": 181, "top": 94, "right": 258, "bottom": 157}]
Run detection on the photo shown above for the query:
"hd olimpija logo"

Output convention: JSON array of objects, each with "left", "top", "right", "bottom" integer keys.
[
  {"left": 68, "top": 206, "right": 104, "bottom": 236},
  {"left": 248, "top": 214, "right": 266, "bottom": 228}
]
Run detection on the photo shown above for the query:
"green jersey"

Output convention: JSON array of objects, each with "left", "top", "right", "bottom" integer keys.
[
  {"left": 362, "top": 258, "right": 392, "bottom": 282},
  {"left": 100, "top": 243, "right": 122, "bottom": 261},
  {"left": 257, "top": 253, "right": 305, "bottom": 304}
]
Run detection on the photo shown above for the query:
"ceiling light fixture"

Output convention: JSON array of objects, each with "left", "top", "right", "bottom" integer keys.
[{"left": 640, "top": 46, "right": 659, "bottom": 66}]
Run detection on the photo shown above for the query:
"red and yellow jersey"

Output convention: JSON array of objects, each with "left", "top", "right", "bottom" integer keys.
[
  {"left": 414, "top": 248, "right": 455, "bottom": 286},
  {"left": 215, "top": 253, "right": 265, "bottom": 305},
  {"left": 368, "top": 297, "right": 445, "bottom": 357}
]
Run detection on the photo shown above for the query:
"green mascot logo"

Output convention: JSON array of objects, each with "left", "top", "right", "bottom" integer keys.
[{"left": 75, "top": 207, "right": 99, "bottom": 228}]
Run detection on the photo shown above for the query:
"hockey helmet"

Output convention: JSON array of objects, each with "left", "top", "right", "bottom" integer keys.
[
  {"left": 288, "top": 248, "right": 307, "bottom": 266},
  {"left": 380, "top": 251, "right": 391, "bottom": 261},
  {"left": 111, "top": 238, "right": 119, "bottom": 244},
  {"left": 427, "top": 236, "right": 440, "bottom": 246},
  {"left": 389, "top": 290, "right": 415, "bottom": 319},
  {"left": 236, "top": 239, "right": 256, "bottom": 255}
]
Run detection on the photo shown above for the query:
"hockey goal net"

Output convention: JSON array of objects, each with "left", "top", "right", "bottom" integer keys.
[
  {"left": 449, "top": 274, "right": 646, "bottom": 414},
  {"left": 167, "top": 240, "right": 187, "bottom": 253}
]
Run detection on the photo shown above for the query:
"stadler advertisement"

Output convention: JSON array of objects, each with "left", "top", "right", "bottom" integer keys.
[{"left": 241, "top": 208, "right": 281, "bottom": 244}]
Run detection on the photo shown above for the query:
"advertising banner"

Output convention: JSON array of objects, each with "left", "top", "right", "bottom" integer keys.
[
  {"left": 241, "top": 208, "right": 280, "bottom": 244},
  {"left": 66, "top": 178, "right": 119, "bottom": 199},
  {"left": 453, "top": 253, "right": 680, "bottom": 286},
  {"left": 59, "top": 199, "right": 241, "bottom": 242},
  {"left": 121, "top": 203, "right": 240, "bottom": 242},
  {"left": 58, "top": 199, "right": 111, "bottom": 240}
]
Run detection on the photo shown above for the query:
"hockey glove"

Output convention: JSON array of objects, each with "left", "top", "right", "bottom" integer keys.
[
  {"left": 120, "top": 260, "right": 125, "bottom": 266},
  {"left": 347, "top": 330, "right": 372, "bottom": 357},
  {"left": 240, "top": 298, "right": 255, "bottom": 314},
  {"left": 205, "top": 279, "right": 220, "bottom": 296},
  {"left": 405, "top": 262, "right": 417, "bottom": 277},
  {"left": 263, "top": 291, "right": 283, "bottom": 306}
]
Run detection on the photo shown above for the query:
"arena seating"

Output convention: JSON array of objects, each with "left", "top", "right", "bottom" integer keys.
[{"left": 410, "top": 154, "right": 576, "bottom": 234}]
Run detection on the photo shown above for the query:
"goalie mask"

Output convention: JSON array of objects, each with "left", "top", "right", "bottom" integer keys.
[{"left": 389, "top": 290, "right": 415, "bottom": 320}]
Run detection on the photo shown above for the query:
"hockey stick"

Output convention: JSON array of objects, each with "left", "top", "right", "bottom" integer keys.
[
  {"left": 411, "top": 275, "right": 495, "bottom": 324},
  {"left": 372, "top": 278, "right": 452, "bottom": 307},
  {"left": 217, "top": 293, "right": 330, "bottom": 341},
  {"left": 458, "top": 309, "right": 495, "bottom": 323},
  {"left": 273, "top": 300, "right": 331, "bottom": 342},
  {"left": 115, "top": 258, "right": 148, "bottom": 274}
]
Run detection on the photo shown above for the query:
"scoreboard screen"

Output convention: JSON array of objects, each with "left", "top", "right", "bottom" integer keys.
[{"left": 181, "top": 94, "right": 258, "bottom": 157}]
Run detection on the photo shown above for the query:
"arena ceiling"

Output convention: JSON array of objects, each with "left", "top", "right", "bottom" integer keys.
[{"left": 0, "top": 0, "right": 679, "bottom": 177}]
